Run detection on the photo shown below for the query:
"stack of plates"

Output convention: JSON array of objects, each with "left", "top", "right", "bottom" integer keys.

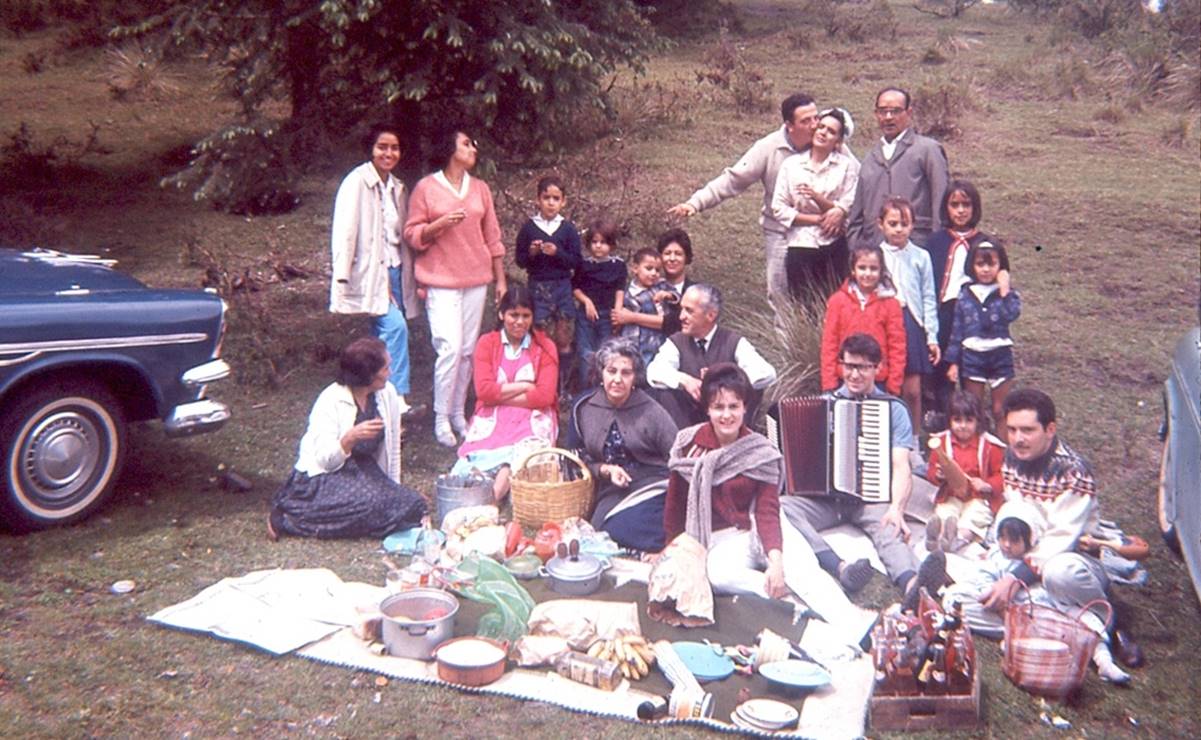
[
  {"left": 731, "top": 699, "right": 799, "bottom": 733},
  {"left": 759, "top": 659, "right": 832, "bottom": 695}
]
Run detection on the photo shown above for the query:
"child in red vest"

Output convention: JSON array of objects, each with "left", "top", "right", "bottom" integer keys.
[
  {"left": 925, "top": 390, "right": 1005, "bottom": 555},
  {"left": 820, "top": 244, "right": 906, "bottom": 395}
]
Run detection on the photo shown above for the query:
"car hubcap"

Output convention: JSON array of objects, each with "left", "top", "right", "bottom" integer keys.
[{"left": 19, "top": 411, "right": 102, "bottom": 506}]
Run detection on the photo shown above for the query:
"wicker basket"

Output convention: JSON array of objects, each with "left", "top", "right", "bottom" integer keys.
[
  {"left": 1001, "top": 582, "right": 1112, "bottom": 699},
  {"left": 509, "top": 447, "right": 594, "bottom": 529}
]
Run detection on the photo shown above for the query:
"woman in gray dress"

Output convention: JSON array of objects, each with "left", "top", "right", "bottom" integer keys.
[{"left": 269, "top": 337, "right": 426, "bottom": 540}]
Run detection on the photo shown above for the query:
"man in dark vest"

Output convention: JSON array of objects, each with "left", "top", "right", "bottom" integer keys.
[{"left": 646, "top": 283, "right": 777, "bottom": 427}]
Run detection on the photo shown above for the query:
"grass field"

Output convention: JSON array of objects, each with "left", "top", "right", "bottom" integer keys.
[{"left": 2, "top": 1, "right": 1199, "bottom": 736}]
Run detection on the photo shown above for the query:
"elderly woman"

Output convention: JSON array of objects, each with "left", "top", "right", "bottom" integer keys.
[
  {"left": 566, "top": 337, "right": 678, "bottom": 552},
  {"left": 452, "top": 284, "right": 558, "bottom": 501},
  {"left": 664, "top": 363, "right": 876, "bottom": 646},
  {"left": 404, "top": 127, "right": 507, "bottom": 447},
  {"left": 655, "top": 228, "right": 696, "bottom": 337},
  {"left": 770, "top": 107, "right": 860, "bottom": 295},
  {"left": 330, "top": 123, "right": 419, "bottom": 408},
  {"left": 269, "top": 337, "right": 427, "bottom": 540}
]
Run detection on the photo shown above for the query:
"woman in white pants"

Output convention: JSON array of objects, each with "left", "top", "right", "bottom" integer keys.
[
  {"left": 404, "top": 127, "right": 507, "bottom": 446},
  {"left": 664, "top": 363, "right": 877, "bottom": 647}
]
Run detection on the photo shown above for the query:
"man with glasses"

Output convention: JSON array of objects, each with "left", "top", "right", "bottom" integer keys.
[
  {"left": 846, "top": 87, "right": 950, "bottom": 250},
  {"left": 780, "top": 333, "right": 944, "bottom": 610}
]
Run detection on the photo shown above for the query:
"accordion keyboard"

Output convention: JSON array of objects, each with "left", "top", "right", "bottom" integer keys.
[{"left": 855, "top": 399, "right": 891, "bottom": 502}]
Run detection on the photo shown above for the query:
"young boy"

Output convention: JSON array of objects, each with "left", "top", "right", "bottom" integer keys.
[
  {"left": 942, "top": 501, "right": 1131, "bottom": 684},
  {"left": 924, "top": 390, "right": 1005, "bottom": 555},
  {"left": 571, "top": 220, "right": 626, "bottom": 387},
  {"left": 515, "top": 176, "right": 582, "bottom": 391},
  {"left": 619, "top": 247, "right": 674, "bottom": 367}
]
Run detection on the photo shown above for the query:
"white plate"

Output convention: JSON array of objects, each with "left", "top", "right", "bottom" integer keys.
[
  {"left": 738, "top": 698, "right": 799, "bottom": 728},
  {"left": 759, "top": 659, "right": 832, "bottom": 689}
]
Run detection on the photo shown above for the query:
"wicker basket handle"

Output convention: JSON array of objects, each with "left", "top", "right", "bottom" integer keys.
[
  {"left": 1069, "top": 598, "right": 1113, "bottom": 631},
  {"left": 512, "top": 446, "right": 593, "bottom": 482},
  {"left": 1006, "top": 578, "right": 1114, "bottom": 630}
]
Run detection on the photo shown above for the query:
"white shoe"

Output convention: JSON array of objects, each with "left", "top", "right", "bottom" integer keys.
[
  {"left": 1094, "top": 643, "right": 1131, "bottom": 685},
  {"left": 434, "top": 416, "right": 458, "bottom": 447},
  {"left": 450, "top": 414, "right": 469, "bottom": 435}
]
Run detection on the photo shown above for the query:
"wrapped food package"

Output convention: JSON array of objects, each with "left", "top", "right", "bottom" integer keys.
[
  {"left": 527, "top": 599, "right": 641, "bottom": 650},
  {"left": 647, "top": 533, "right": 714, "bottom": 627}
]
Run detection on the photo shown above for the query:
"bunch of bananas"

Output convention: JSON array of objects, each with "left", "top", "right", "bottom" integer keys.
[{"left": 587, "top": 634, "right": 656, "bottom": 680}]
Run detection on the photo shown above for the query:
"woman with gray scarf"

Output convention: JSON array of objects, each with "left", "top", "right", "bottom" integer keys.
[
  {"left": 565, "top": 338, "right": 677, "bottom": 552},
  {"left": 664, "top": 364, "right": 878, "bottom": 645}
]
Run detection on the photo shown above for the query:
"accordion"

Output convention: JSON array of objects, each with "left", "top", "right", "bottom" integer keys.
[{"left": 765, "top": 395, "right": 892, "bottom": 503}]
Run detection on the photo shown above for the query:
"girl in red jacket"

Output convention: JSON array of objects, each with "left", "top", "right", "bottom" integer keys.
[
  {"left": 820, "top": 244, "right": 906, "bottom": 395},
  {"left": 451, "top": 284, "right": 559, "bottom": 501}
]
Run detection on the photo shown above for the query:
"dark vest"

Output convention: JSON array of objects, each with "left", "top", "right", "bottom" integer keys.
[{"left": 670, "top": 326, "right": 741, "bottom": 377}]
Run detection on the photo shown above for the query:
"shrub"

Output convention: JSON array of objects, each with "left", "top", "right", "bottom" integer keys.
[
  {"left": 161, "top": 121, "right": 300, "bottom": 216},
  {"left": 106, "top": 45, "right": 182, "bottom": 100},
  {"left": 695, "top": 24, "right": 774, "bottom": 115},
  {"left": 912, "top": 79, "right": 980, "bottom": 140},
  {"left": 1093, "top": 103, "right": 1125, "bottom": 124},
  {"left": 1, "top": 122, "right": 111, "bottom": 185},
  {"left": 731, "top": 287, "right": 830, "bottom": 421},
  {"left": 1160, "top": 115, "right": 1195, "bottom": 149}
]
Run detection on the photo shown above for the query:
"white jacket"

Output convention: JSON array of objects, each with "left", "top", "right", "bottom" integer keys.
[
  {"left": 293, "top": 382, "right": 404, "bottom": 483},
  {"left": 329, "top": 162, "right": 419, "bottom": 317}
]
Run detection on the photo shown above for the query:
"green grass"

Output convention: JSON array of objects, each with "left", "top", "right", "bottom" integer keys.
[{"left": 2, "top": 1, "right": 1200, "bottom": 736}]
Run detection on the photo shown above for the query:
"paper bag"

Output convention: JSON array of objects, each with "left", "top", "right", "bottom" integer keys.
[{"left": 647, "top": 533, "right": 714, "bottom": 627}]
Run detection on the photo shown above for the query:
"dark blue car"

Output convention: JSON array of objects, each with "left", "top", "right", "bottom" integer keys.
[{"left": 0, "top": 248, "right": 230, "bottom": 531}]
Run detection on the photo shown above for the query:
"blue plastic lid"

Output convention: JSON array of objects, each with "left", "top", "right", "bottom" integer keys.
[{"left": 671, "top": 641, "right": 735, "bottom": 682}]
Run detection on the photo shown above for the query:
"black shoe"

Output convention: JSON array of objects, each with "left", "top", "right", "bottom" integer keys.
[
  {"left": 1114, "top": 629, "right": 1145, "bottom": 668},
  {"left": 903, "top": 550, "right": 947, "bottom": 614},
  {"left": 839, "top": 558, "right": 874, "bottom": 593},
  {"left": 402, "top": 402, "right": 430, "bottom": 421}
]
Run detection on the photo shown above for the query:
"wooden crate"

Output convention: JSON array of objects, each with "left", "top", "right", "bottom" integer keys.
[{"left": 869, "top": 666, "right": 981, "bottom": 732}]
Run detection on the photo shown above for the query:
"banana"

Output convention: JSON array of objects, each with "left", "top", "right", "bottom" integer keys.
[
  {"left": 628, "top": 647, "right": 649, "bottom": 676},
  {"left": 619, "top": 660, "right": 633, "bottom": 679},
  {"left": 631, "top": 641, "right": 656, "bottom": 665},
  {"left": 587, "top": 640, "right": 604, "bottom": 658},
  {"left": 613, "top": 638, "right": 629, "bottom": 664}
]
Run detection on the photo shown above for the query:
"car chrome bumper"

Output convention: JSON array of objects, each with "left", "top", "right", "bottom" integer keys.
[
  {"left": 165, "top": 399, "right": 231, "bottom": 437},
  {"left": 182, "top": 358, "right": 232, "bottom": 388}
]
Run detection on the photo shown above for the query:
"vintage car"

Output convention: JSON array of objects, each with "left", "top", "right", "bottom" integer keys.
[
  {"left": 1159, "top": 327, "right": 1200, "bottom": 603},
  {"left": 0, "top": 248, "right": 230, "bottom": 531}
]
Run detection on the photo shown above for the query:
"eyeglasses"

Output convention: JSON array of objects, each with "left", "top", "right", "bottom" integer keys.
[
  {"left": 839, "top": 361, "right": 877, "bottom": 373},
  {"left": 874, "top": 107, "right": 906, "bottom": 118}
]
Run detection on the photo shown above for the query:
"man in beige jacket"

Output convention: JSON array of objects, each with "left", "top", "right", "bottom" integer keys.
[{"left": 668, "top": 94, "right": 847, "bottom": 313}]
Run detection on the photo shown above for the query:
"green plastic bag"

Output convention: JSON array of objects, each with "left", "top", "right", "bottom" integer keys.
[{"left": 455, "top": 553, "right": 535, "bottom": 645}]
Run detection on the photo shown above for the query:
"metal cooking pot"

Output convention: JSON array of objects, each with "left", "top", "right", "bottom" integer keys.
[
  {"left": 540, "top": 540, "right": 611, "bottom": 596},
  {"left": 379, "top": 588, "right": 459, "bottom": 660}
]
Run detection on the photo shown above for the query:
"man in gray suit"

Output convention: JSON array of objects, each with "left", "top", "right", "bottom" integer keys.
[{"left": 847, "top": 87, "right": 950, "bottom": 249}]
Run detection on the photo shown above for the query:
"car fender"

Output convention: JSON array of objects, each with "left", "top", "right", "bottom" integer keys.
[{"left": 0, "top": 352, "right": 162, "bottom": 422}]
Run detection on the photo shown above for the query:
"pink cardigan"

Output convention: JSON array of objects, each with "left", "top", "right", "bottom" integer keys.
[{"left": 403, "top": 173, "right": 505, "bottom": 289}]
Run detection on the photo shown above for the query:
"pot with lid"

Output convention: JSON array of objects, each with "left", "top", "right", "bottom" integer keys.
[{"left": 540, "top": 539, "right": 611, "bottom": 596}]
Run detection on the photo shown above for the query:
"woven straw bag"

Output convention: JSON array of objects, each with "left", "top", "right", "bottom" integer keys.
[{"left": 1001, "top": 581, "right": 1112, "bottom": 698}]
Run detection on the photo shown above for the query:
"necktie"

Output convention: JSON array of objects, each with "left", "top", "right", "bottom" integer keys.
[{"left": 696, "top": 338, "right": 707, "bottom": 354}]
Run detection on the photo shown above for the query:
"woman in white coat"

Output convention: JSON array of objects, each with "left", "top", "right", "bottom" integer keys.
[
  {"left": 330, "top": 123, "right": 419, "bottom": 408},
  {"left": 268, "top": 338, "right": 426, "bottom": 540}
]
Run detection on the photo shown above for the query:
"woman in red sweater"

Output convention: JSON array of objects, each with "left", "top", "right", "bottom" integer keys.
[
  {"left": 664, "top": 364, "right": 877, "bottom": 645},
  {"left": 450, "top": 285, "right": 558, "bottom": 501},
  {"left": 820, "top": 244, "right": 906, "bottom": 395},
  {"left": 404, "top": 128, "right": 508, "bottom": 447}
]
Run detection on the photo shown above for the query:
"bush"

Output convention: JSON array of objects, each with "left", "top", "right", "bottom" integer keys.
[
  {"left": 161, "top": 122, "right": 300, "bottom": 216},
  {"left": 912, "top": 79, "right": 980, "bottom": 140},
  {"left": 1, "top": 122, "right": 111, "bottom": 185},
  {"left": 695, "top": 24, "right": 774, "bottom": 115},
  {"left": 1159, "top": 115, "right": 1195, "bottom": 149}
]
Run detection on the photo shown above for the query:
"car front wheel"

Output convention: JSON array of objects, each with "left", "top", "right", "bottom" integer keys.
[{"left": 0, "top": 380, "right": 127, "bottom": 531}]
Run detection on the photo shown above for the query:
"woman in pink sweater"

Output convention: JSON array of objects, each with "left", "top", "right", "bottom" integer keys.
[{"left": 404, "top": 129, "right": 508, "bottom": 447}]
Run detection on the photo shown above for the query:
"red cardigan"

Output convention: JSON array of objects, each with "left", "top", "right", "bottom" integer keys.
[
  {"left": 821, "top": 280, "right": 906, "bottom": 395},
  {"left": 663, "top": 425, "right": 783, "bottom": 553},
  {"left": 471, "top": 329, "right": 559, "bottom": 411},
  {"left": 925, "top": 429, "right": 1006, "bottom": 513}
]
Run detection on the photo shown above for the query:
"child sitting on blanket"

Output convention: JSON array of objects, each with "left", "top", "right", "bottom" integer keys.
[
  {"left": 942, "top": 501, "right": 1131, "bottom": 685},
  {"left": 924, "top": 391, "right": 1005, "bottom": 555}
]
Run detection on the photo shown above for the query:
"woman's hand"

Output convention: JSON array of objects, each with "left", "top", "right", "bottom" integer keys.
[
  {"left": 969, "top": 476, "right": 992, "bottom": 495},
  {"left": 796, "top": 183, "right": 817, "bottom": 200},
  {"left": 765, "top": 551, "right": 788, "bottom": 599},
  {"left": 340, "top": 418, "right": 384, "bottom": 453},
  {"left": 946, "top": 363, "right": 959, "bottom": 384},
  {"left": 928, "top": 344, "right": 942, "bottom": 366},
  {"left": 601, "top": 464, "right": 631, "bottom": 488},
  {"left": 424, "top": 209, "right": 467, "bottom": 243}
]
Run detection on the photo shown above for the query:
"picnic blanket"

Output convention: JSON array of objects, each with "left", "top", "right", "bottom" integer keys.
[{"left": 150, "top": 567, "right": 874, "bottom": 738}]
